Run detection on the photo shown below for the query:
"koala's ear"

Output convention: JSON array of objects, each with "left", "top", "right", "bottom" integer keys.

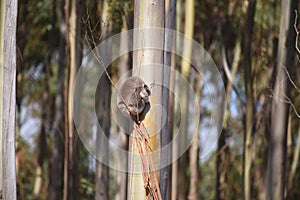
[{"left": 144, "top": 84, "right": 151, "bottom": 95}]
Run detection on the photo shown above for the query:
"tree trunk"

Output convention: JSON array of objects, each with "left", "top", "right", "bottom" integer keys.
[
  {"left": 49, "top": 1, "right": 66, "bottom": 199},
  {"left": 160, "top": 0, "right": 176, "bottom": 199},
  {"left": 171, "top": 1, "right": 182, "bottom": 199},
  {"left": 0, "top": 0, "right": 18, "bottom": 198},
  {"left": 95, "top": 1, "right": 111, "bottom": 199},
  {"left": 128, "top": 0, "right": 164, "bottom": 199},
  {"left": 188, "top": 74, "right": 200, "bottom": 200},
  {"left": 242, "top": 1, "right": 256, "bottom": 200},
  {"left": 115, "top": 14, "right": 132, "bottom": 200},
  {"left": 266, "top": 0, "right": 298, "bottom": 199},
  {"left": 64, "top": 0, "right": 83, "bottom": 199},
  {"left": 0, "top": 0, "right": 5, "bottom": 194},
  {"left": 95, "top": 74, "right": 111, "bottom": 200},
  {"left": 177, "top": 0, "right": 194, "bottom": 199},
  {"left": 33, "top": 56, "right": 50, "bottom": 199}
]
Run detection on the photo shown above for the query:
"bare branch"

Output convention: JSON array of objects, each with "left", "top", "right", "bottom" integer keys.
[
  {"left": 83, "top": 15, "right": 133, "bottom": 120},
  {"left": 268, "top": 89, "right": 300, "bottom": 118},
  {"left": 294, "top": 10, "right": 300, "bottom": 61},
  {"left": 282, "top": 65, "right": 299, "bottom": 91}
]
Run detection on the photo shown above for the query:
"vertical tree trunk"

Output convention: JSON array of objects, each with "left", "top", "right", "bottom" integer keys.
[
  {"left": 0, "top": 0, "right": 18, "bottom": 199},
  {"left": 160, "top": 0, "right": 176, "bottom": 199},
  {"left": 171, "top": 1, "right": 182, "bottom": 199},
  {"left": 188, "top": 74, "right": 200, "bottom": 200},
  {"left": 49, "top": 1, "right": 66, "bottom": 199},
  {"left": 266, "top": 0, "right": 298, "bottom": 199},
  {"left": 242, "top": 1, "right": 256, "bottom": 200},
  {"left": 33, "top": 59, "right": 50, "bottom": 199},
  {"left": 115, "top": 14, "right": 132, "bottom": 200},
  {"left": 65, "top": 0, "right": 83, "bottom": 199},
  {"left": 95, "top": 1, "right": 111, "bottom": 199},
  {"left": 0, "top": 0, "right": 5, "bottom": 194},
  {"left": 95, "top": 74, "right": 111, "bottom": 200},
  {"left": 63, "top": 0, "right": 70, "bottom": 198},
  {"left": 177, "top": 0, "right": 194, "bottom": 199},
  {"left": 128, "top": 0, "right": 164, "bottom": 199}
]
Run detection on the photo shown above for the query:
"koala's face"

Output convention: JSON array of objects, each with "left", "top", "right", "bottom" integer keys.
[{"left": 139, "top": 84, "right": 151, "bottom": 103}]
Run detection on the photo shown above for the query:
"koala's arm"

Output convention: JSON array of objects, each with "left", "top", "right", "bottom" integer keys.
[{"left": 117, "top": 99, "right": 139, "bottom": 116}]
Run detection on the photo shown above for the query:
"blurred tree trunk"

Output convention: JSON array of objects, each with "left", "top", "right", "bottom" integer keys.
[
  {"left": 0, "top": 0, "right": 5, "bottom": 195},
  {"left": 128, "top": 0, "right": 164, "bottom": 199},
  {"left": 49, "top": 1, "right": 66, "bottom": 199},
  {"left": 33, "top": 57, "right": 50, "bottom": 199},
  {"left": 160, "top": 0, "right": 176, "bottom": 199},
  {"left": 287, "top": 121, "right": 300, "bottom": 196},
  {"left": 63, "top": 0, "right": 70, "bottom": 198},
  {"left": 188, "top": 74, "right": 200, "bottom": 200},
  {"left": 115, "top": 12, "right": 133, "bottom": 200},
  {"left": 0, "top": 0, "right": 18, "bottom": 198},
  {"left": 266, "top": 0, "right": 298, "bottom": 199},
  {"left": 64, "top": 0, "right": 83, "bottom": 199},
  {"left": 95, "top": 74, "right": 111, "bottom": 200},
  {"left": 171, "top": 1, "right": 182, "bottom": 199},
  {"left": 95, "top": 1, "right": 111, "bottom": 200},
  {"left": 242, "top": 1, "right": 256, "bottom": 200},
  {"left": 177, "top": 0, "right": 194, "bottom": 199}
]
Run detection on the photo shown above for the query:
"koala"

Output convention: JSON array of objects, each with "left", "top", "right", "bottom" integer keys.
[{"left": 117, "top": 76, "right": 151, "bottom": 124}]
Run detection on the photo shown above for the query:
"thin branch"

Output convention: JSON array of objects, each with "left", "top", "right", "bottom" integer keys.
[
  {"left": 268, "top": 89, "right": 300, "bottom": 118},
  {"left": 221, "top": 46, "right": 245, "bottom": 107},
  {"left": 294, "top": 10, "right": 300, "bottom": 61},
  {"left": 282, "top": 65, "right": 299, "bottom": 91},
  {"left": 83, "top": 17, "right": 133, "bottom": 116}
]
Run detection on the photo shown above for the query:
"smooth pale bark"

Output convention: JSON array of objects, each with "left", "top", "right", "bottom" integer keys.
[
  {"left": 128, "top": 0, "right": 164, "bottom": 199},
  {"left": 243, "top": 1, "right": 256, "bottom": 200},
  {"left": 177, "top": 0, "right": 194, "bottom": 199},
  {"left": 266, "top": 0, "right": 298, "bottom": 199},
  {"left": 0, "top": 0, "right": 5, "bottom": 193},
  {"left": 1, "top": 0, "right": 18, "bottom": 199}
]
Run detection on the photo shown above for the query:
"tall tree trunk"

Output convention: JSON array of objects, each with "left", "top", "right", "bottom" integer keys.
[
  {"left": 33, "top": 57, "right": 50, "bottom": 199},
  {"left": 63, "top": 0, "right": 70, "bottom": 198},
  {"left": 64, "top": 0, "right": 83, "bottom": 199},
  {"left": 242, "top": 1, "right": 256, "bottom": 200},
  {"left": 177, "top": 0, "right": 194, "bottom": 199},
  {"left": 49, "top": 1, "right": 66, "bottom": 199},
  {"left": 160, "top": 0, "right": 176, "bottom": 199},
  {"left": 95, "top": 1, "right": 111, "bottom": 199},
  {"left": 0, "top": 0, "right": 5, "bottom": 194},
  {"left": 266, "top": 0, "right": 298, "bottom": 199},
  {"left": 95, "top": 74, "right": 111, "bottom": 200},
  {"left": 115, "top": 14, "right": 132, "bottom": 200},
  {"left": 171, "top": 1, "right": 182, "bottom": 199},
  {"left": 128, "top": 0, "right": 164, "bottom": 199},
  {"left": 188, "top": 74, "right": 200, "bottom": 200},
  {"left": 0, "top": 0, "right": 18, "bottom": 198}
]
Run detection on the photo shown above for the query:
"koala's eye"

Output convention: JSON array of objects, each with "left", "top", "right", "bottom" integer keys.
[{"left": 144, "top": 85, "right": 151, "bottom": 95}]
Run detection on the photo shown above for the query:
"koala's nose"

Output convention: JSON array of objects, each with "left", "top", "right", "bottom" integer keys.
[{"left": 140, "top": 91, "right": 149, "bottom": 100}]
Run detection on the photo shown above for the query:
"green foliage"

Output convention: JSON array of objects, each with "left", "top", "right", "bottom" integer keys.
[{"left": 108, "top": 0, "right": 133, "bottom": 33}]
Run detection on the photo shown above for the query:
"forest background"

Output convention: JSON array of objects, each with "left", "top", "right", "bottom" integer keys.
[{"left": 0, "top": 0, "right": 300, "bottom": 200}]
